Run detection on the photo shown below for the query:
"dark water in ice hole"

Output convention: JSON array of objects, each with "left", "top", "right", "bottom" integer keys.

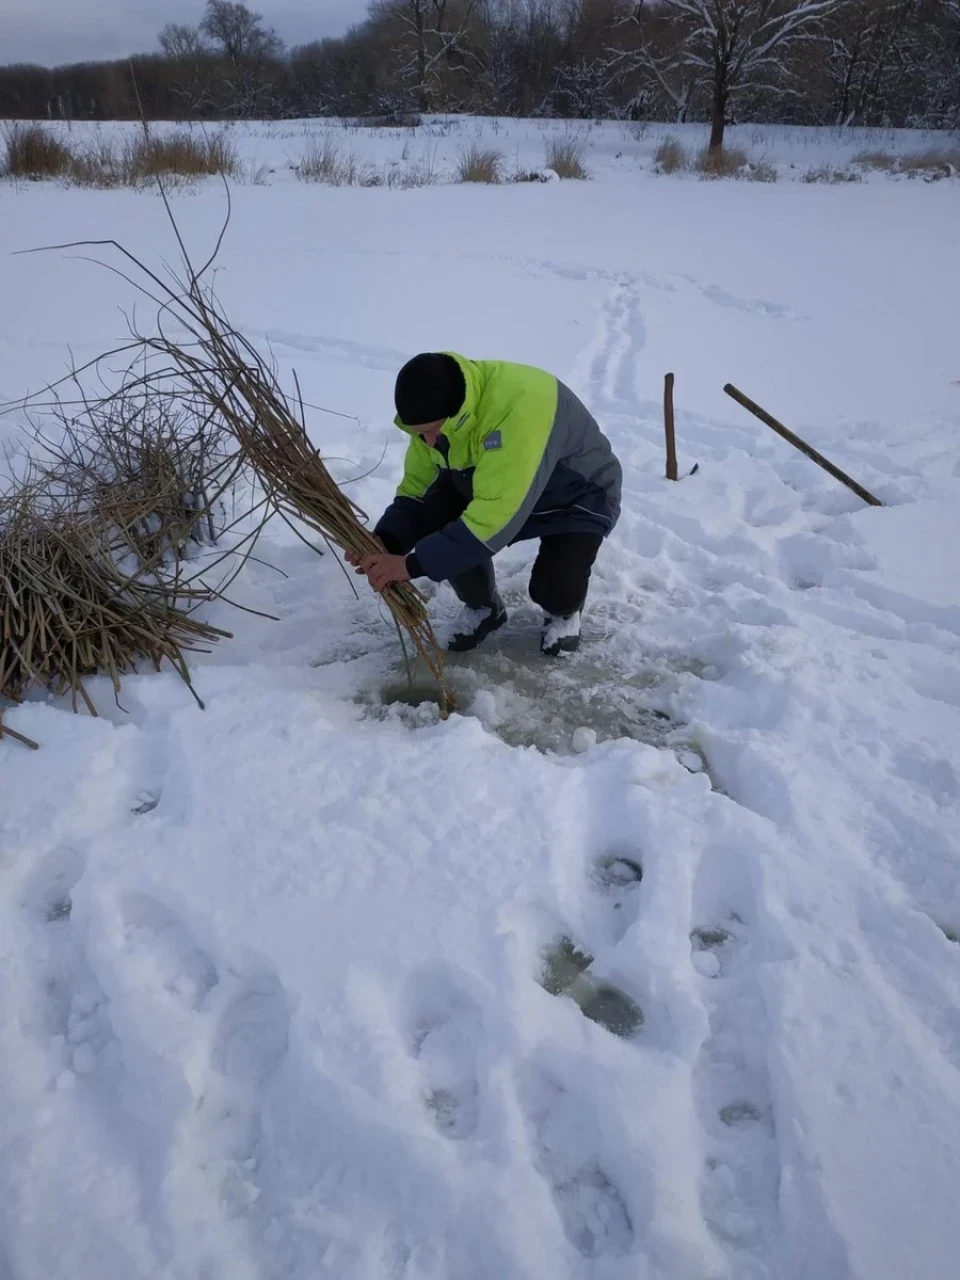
[
  {"left": 360, "top": 621, "right": 709, "bottom": 760},
  {"left": 539, "top": 936, "right": 645, "bottom": 1040}
]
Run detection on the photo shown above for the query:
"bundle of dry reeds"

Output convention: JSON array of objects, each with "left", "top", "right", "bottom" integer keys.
[
  {"left": 207, "top": 354, "right": 450, "bottom": 708},
  {"left": 0, "top": 484, "right": 231, "bottom": 751},
  {"left": 173, "top": 330, "right": 452, "bottom": 710}
]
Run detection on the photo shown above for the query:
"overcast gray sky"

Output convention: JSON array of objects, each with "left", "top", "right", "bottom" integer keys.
[{"left": 5, "top": 0, "right": 366, "bottom": 67}]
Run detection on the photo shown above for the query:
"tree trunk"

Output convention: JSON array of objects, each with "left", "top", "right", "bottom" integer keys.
[
  {"left": 416, "top": 5, "right": 428, "bottom": 112},
  {"left": 708, "top": 91, "right": 726, "bottom": 150},
  {"left": 709, "top": 61, "right": 727, "bottom": 150}
]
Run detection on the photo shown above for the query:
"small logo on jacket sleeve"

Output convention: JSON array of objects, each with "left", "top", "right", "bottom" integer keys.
[{"left": 483, "top": 431, "right": 502, "bottom": 450}]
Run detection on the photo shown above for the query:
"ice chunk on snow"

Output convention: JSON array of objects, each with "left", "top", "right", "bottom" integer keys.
[{"left": 692, "top": 950, "right": 721, "bottom": 979}]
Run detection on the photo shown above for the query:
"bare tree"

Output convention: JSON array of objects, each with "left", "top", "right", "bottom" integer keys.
[
  {"left": 159, "top": 22, "right": 216, "bottom": 116},
  {"left": 200, "top": 0, "right": 284, "bottom": 116},
  {"left": 201, "top": 0, "right": 283, "bottom": 62},
  {"left": 159, "top": 23, "right": 206, "bottom": 59},
  {"left": 553, "top": 57, "right": 623, "bottom": 116},
  {"left": 3, "top": 0, "right": 957, "bottom": 125},
  {"left": 616, "top": 1, "right": 701, "bottom": 120},
  {"left": 628, "top": 0, "right": 842, "bottom": 149},
  {"left": 938, "top": 0, "right": 960, "bottom": 125},
  {"left": 375, "top": 0, "right": 483, "bottom": 110},
  {"left": 475, "top": 0, "right": 567, "bottom": 116},
  {"left": 824, "top": 0, "right": 922, "bottom": 126}
]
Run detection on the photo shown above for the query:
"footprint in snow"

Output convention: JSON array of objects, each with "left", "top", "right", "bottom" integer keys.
[
  {"left": 119, "top": 892, "right": 219, "bottom": 1011},
  {"left": 209, "top": 971, "right": 290, "bottom": 1091},
  {"left": 20, "top": 847, "right": 85, "bottom": 924},
  {"left": 404, "top": 966, "right": 483, "bottom": 1139},
  {"left": 538, "top": 936, "right": 644, "bottom": 1039},
  {"left": 690, "top": 906, "right": 781, "bottom": 1262},
  {"left": 690, "top": 923, "right": 736, "bottom": 979},
  {"left": 524, "top": 1070, "right": 634, "bottom": 1260},
  {"left": 193, "top": 969, "right": 291, "bottom": 1168},
  {"left": 718, "top": 1100, "right": 768, "bottom": 1128},
  {"left": 551, "top": 1165, "right": 634, "bottom": 1260},
  {"left": 591, "top": 852, "right": 643, "bottom": 944},
  {"left": 20, "top": 849, "right": 118, "bottom": 1076},
  {"left": 131, "top": 790, "right": 161, "bottom": 816}
]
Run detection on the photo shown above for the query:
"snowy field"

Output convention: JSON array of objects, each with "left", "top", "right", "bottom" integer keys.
[
  {"left": 6, "top": 114, "right": 959, "bottom": 185},
  {"left": 1, "top": 117, "right": 959, "bottom": 1280}
]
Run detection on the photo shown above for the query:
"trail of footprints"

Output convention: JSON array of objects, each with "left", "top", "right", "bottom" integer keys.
[
  {"left": 403, "top": 952, "right": 637, "bottom": 1262},
  {"left": 401, "top": 843, "right": 782, "bottom": 1269},
  {"left": 18, "top": 815, "right": 786, "bottom": 1269},
  {"left": 691, "top": 909, "right": 781, "bottom": 1268},
  {"left": 18, "top": 845, "right": 292, "bottom": 1262},
  {"left": 119, "top": 890, "right": 292, "bottom": 1229},
  {"left": 20, "top": 849, "right": 120, "bottom": 1082}
]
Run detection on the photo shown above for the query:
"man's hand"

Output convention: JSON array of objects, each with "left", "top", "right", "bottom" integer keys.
[
  {"left": 345, "top": 547, "right": 366, "bottom": 575},
  {"left": 361, "top": 553, "right": 411, "bottom": 593}
]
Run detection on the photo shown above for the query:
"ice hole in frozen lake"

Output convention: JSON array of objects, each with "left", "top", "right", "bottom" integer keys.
[{"left": 360, "top": 620, "right": 701, "bottom": 756}]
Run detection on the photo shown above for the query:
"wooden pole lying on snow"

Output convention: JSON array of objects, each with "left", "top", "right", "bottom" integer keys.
[
  {"left": 664, "top": 372, "right": 678, "bottom": 481},
  {"left": 723, "top": 383, "right": 883, "bottom": 508},
  {"left": 0, "top": 722, "right": 40, "bottom": 750}
]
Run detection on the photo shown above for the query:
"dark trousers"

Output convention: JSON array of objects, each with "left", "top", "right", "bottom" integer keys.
[
  {"left": 453, "top": 532, "right": 603, "bottom": 618},
  {"left": 379, "top": 484, "right": 603, "bottom": 616}
]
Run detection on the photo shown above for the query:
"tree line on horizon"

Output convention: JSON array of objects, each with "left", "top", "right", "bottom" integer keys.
[{"left": 1, "top": 0, "right": 957, "bottom": 148}]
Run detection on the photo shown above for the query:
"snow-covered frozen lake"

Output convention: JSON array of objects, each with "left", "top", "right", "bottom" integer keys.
[{"left": 1, "top": 117, "right": 959, "bottom": 1280}]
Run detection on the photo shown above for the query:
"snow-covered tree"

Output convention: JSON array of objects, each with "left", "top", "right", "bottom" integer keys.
[
  {"left": 627, "top": 0, "right": 843, "bottom": 149},
  {"left": 824, "top": 0, "right": 920, "bottom": 125},
  {"left": 553, "top": 56, "right": 623, "bottom": 117},
  {"left": 937, "top": 0, "right": 960, "bottom": 125},
  {"left": 476, "top": 0, "right": 567, "bottom": 117},
  {"left": 374, "top": 0, "right": 483, "bottom": 111}
]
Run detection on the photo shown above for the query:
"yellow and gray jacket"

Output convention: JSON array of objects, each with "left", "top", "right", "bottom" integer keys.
[{"left": 375, "top": 354, "right": 622, "bottom": 582}]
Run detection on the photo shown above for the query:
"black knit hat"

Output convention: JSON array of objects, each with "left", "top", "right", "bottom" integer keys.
[{"left": 394, "top": 353, "right": 466, "bottom": 427}]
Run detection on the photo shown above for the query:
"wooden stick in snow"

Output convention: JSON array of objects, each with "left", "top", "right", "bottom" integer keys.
[
  {"left": 0, "top": 721, "right": 40, "bottom": 750},
  {"left": 664, "top": 372, "right": 678, "bottom": 481},
  {"left": 723, "top": 384, "right": 882, "bottom": 508}
]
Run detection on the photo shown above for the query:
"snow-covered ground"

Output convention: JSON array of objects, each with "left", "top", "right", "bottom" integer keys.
[
  {"left": 7, "top": 113, "right": 959, "bottom": 187},
  {"left": 1, "top": 118, "right": 959, "bottom": 1280}
]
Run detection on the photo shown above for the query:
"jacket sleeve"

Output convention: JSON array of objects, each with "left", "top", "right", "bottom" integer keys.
[
  {"left": 411, "top": 392, "right": 560, "bottom": 581},
  {"left": 373, "top": 436, "right": 440, "bottom": 554}
]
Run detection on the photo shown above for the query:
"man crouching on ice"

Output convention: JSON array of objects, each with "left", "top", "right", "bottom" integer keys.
[{"left": 348, "top": 352, "right": 622, "bottom": 656}]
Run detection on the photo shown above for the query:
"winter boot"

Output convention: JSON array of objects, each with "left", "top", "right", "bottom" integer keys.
[
  {"left": 541, "top": 612, "right": 581, "bottom": 657},
  {"left": 447, "top": 596, "right": 507, "bottom": 652}
]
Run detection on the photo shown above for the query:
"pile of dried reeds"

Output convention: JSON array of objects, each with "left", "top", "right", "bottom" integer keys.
[
  {"left": 5, "top": 184, "right": 451, "bottom": 741},
  {"left": 28, "top": 382, "right": 239, "bottom": 566},
  {"left": 0, "top": 483, "right": 231, "bottom": 750},
  {"left": 34, "top": 202, "right": 452, "bottom": 710},
  {"left": 0, "top": 362, "right": 256, "bottom": 748}
]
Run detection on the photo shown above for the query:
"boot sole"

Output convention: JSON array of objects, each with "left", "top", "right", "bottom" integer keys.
[{"left": 448, "top": 609, "right": 508, "bottom": 653}]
